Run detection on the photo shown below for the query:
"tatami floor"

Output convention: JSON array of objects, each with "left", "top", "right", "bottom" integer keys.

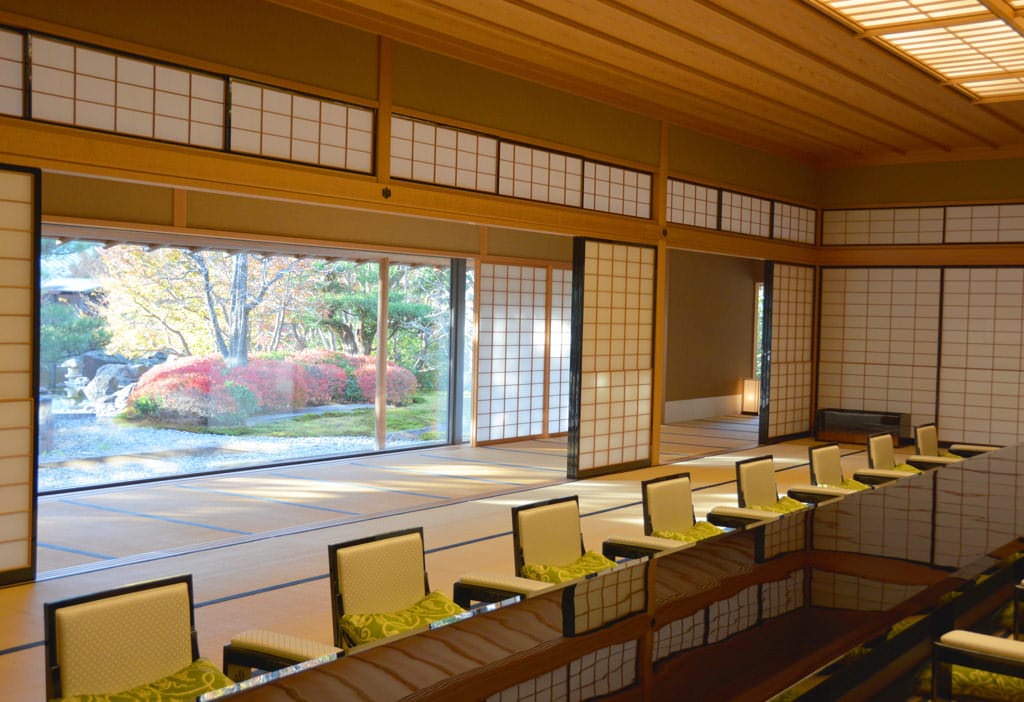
[{"left": 3, "top": 416, "right": 881, "bottom": 701}]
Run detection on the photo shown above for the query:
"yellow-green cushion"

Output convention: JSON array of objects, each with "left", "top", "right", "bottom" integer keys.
[
  {"left": 55, "top": 658, "right": 232, "bottom": 702},
  {"left": 339, "top": 590, "right": 465, "bottom": 645},
  {"left": 751, "top": 496, "right": 805, "bottom": 514},
  {"left": 521, "top": 550, "right": 616, "bottom": 584},
  {"left": 840, "top": 478, "right": 869, "bottom": 491},
  {"left": 892, "top": 463, "right": 921, "bottom": 473},
  {"left": 918, "top": 664, "right": 1024, "bottom": 701},
  {"left": 653, "top": 521, "right": 724, "bottom": 543}
]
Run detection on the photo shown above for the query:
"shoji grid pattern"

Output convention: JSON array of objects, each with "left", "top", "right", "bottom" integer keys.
[
  {"left": 567, "top": 641, "right": 637, "bottom": 701},
  {"left": 653, "top": 611, "right": 704, "bottom": 662},
  {"left": 487, "top": 667, "right": 568, "bottom": 702},
  {"left": 767, "top": 264, "right": 814, "bottom": 439},
  {"left": 933, "top": 452, "right": 1024, "bottom": 568},
  {"left": 565, "top": 561, "right": 646, "bottom": 636},
  {"left": 761, "top": 571, "right": 804, "bottom": 620},
  {"left": 0, "top": 29, "right": 22, "bottom": 117},
  {"left": 812, "top": 476, "right": 934, "bottom": 563},
  {"left": 821, "top": 208, "right": 944, "bottom": 245},
  {"left": 707, "top": 585, "right": 759, "bottom": 643},
  {"left": 477, "top": 264, "right": 571, "bottom": 442},
  {"left": 811, "top": 571, "right": 925, "bottom": 611},
  {"left": 940, "top": 268, "right": 1024, "bottom": 446},
  {"left": 666, "top": 179, "right": 718, "bottom": 229},
  {"left": 548, "top": 268, "right": 572, "bottom": 434},
  {"left": 0, "top": 168, "right": 34, "bottom": 581},
  {"left": 761, "top": 512, "right": 807, "bottom": 559},
  {"left": 818, "top": 268, "right": 941, "bottom": 430},
  {"left": 773, "top": 202, "right": 816, "bottom": 244},
  {"left": 720, "top": 190, "right": 771, "bottom": 237},
  {"left": 946, "top": 204, "right": 1024, "bottom": 243},
  {"left": 30, "top": 36, "right": 224, "bottom": 148},
  {"left": 498, "top": 142, "right": 582, "bottom": 207},
  {"left": 230, "top": 80, "right": 373, "bottom": 172},
  {"left": 391, "top": 115, "right": 497, "bottom": 191},
  {"left": 575, "top": 241, "right": 655, "bottom": 473},
  {"left": 582, "top": 162, "right": 651, "bottom": 218}
]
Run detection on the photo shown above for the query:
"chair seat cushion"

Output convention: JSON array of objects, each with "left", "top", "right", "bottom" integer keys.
[
  {"left": 339, "top": 590, "right": 465, "bottom": 645},
  {"left": 892, "top": 463, "right": 921, "bottom": 473},
  {"left": 522, "top": 550, "right": 616, "bottom": 584},
  {"left": 751, "top": 495, "right": 805, "bottom": 514},
  {"left": 652, "top": 520, "right": 724, "bottom": 543},
  {"left": 840, "top": 478, "right": 869, "bottom": 490},
  {"left": 55, "top": 657, "right": 232, "bottom": 701}
]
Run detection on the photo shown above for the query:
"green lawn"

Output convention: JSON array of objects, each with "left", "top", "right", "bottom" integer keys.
[{"left": 182, "top": 392, "right": 445, "bottom": 438}]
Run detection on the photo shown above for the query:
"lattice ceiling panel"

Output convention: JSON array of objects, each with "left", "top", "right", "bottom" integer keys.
[{"left": 808, "top": 0, "right": 1024, "bottom": 100}]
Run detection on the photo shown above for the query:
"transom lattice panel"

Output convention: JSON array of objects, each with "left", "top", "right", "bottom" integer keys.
[{"left": 0, "top": 29, "right": 22, "bottom": 117}]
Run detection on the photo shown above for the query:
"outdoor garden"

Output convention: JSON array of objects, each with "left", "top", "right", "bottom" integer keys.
[{"left": 39, "top": 238, "right": 457, "bottom": 490}]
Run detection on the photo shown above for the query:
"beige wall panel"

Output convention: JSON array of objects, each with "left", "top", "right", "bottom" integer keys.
[
  {"left": 821, "top": 158, "right": 1024, "bottom": 207},
  {"left": 42, "top": 173, "right": 173, "bottom": 225},
  {"left": 667, "top": 124, "right": 820, "bottom": 204},
  {"left": 0, "top": 513, "right": 28, "bottom": 540},
  {"left": 0, "top": 199, "right": 32, "bottom": 231},
  {"left": 664, "top": 250, "right": 761, "bottom": 401},
  {"left": 0, "top": 484, "right": 28, "bottom": 512},
  {"left": 0, "top": 345, "right": 30, "bottom": 373},
  {"left": 0, "top": 231, "right": 32, "bottom": 259},
  {"left": 0, "top": 262, "right": 29, "bottom": 287},
  {"left": 393, "top": 44, "right": 660, "bottom": 166},
  {"left": 0, "top": 288, "right": 31, "bottom": 314},
  {"left": 0, "top": 316, "right": 30, "bottom": 344},
  {"left": 0, "top": 373, "right": 29, "bottom": 399},
  {"left": 0, "top": 0, "right": 378, "bottom": 100},
  {"left": 0, "top": 455, "right": 27, "bottom": 479},
  {"left": 0, "top": 170, "right": 31, "bottom": 200},
  {"left": 0, "top": 400, "right": 30, "bottom": 428},
  {"left": 0, "top": 540, "right": 29, "bottom": 566},
  {"left": 0, "top": 427, "right": 30, "bottom": 456},
  {"left": 186, "top": 191, "right": 483, "bottom": 255},
  {"left": 485, "top": 227, "right": 573, "bottom": 263}
]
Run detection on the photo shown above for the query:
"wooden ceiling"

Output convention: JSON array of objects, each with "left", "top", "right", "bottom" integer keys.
[{"left": 267, "top": 0, "right": 1024, "bottom": 168}]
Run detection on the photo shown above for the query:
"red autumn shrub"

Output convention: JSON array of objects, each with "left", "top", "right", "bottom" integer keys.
[
  {"left": 226, "top": 358, "right": 307, "bottom": 411},
  {"left": 352, "top": 361, "right": 418, "bottom": 406},
  {"left": 296, "top": 362, "right": 348, "bottom": 405}
]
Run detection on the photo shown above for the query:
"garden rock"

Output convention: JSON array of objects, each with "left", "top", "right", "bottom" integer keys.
[{"left": 84, "top": 363, "right": 138, "bottom": 404}]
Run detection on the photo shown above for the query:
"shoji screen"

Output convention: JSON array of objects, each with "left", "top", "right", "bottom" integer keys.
[
  {"left": 818, "top": 268, "right": 941, "bottom": 431},
  {"left": 939, "top": 268, "right": 1024, "bottom": 446},
  {"left": 0, "top": 166, "right": 36, "bottom": 585},
  {"left": 569, "top": 239, "right": 655, "bottom": 478},
  {"left": 765, "top": 264, "right": 815, "bottom": 440},
  {"left": 476, "top": 263, "right": 571, "bottom": 442}
]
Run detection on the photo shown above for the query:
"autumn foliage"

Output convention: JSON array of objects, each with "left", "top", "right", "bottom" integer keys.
[{"left": 127, "top": 352, "right": 417, "bottom": 426}]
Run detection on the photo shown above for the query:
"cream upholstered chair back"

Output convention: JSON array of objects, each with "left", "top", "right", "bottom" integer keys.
[
  {"left": 736, "top": 455, "right": 778, "bottom": 508},
  {"left": 916, "top": 423, "right": 940, "bottom": 456},
  {"left": 44, "top": 575, "right": 197, "bottom": 700},
  {"left": 868, "top": 432, "right": 897, "bottom": 469},
  {"left": 809, "top": 444, "right": 845, "bottom": 487},
  {"left": 512, "top": 496, "right": 585, "bottom": 576},
  {"left": 642, "top": 473, "right": 695, "bottom": 535},
  {"left": 330, "top": 528, "right": 428, "bottom": 623}
]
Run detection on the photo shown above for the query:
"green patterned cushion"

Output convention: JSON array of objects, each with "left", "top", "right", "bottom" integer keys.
[
  {"left": 55, "top": 658, "right": 232, "bottom": 702},
  {"left": 917, "top": 664, "right": 1024, "bottom": 701},
  {"left": 339, "top": 590, "right": 465, "bottom": 645},
  {"left": 653, "top": 520, "right": 724, "bottom": 543},
  {"left": 840, "top": 478, "right": 869, "bottom": 491},
  {"left": 892, "top": 463, "right": 921, "bottom": 473},
  {"left": 521, "top": 550, "right": 616, "bottom": 584},
  {"left": 751, "top": 496, "right": 805, "bottom": 514}
]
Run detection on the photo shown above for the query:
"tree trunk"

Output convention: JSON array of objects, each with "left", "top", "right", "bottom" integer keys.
[{"left": 226, "top": 253, "right": 249, "bottom": 367}]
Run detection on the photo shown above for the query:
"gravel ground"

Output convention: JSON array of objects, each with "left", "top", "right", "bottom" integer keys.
[{"left": 39, "top": 415, "right": 379, "bottom": 491}]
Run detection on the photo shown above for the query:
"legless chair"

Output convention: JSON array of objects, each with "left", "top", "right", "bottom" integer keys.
[
  {"left": 329, "top": 527, "right": 465, "bottom": 649},
  {"left": 708, "top": 455, "right": 805, "bottom": 528},
  {"left": 785, "top": 443, "right": 869, "bottom": 502},
  {"left": 603, "top": 473, "right": 724, "bottom": 560},
  {"left": 916, "top": 422, "right": 1000, "bottom": 460},
  {"left": 44, "top": 574, "right": 233, "bottom": 701},
  {"left": 907, "top": 423, "right": 965, "bottom": 469},
  {"left": 863, "top": 432, "right": 922, "bottom": 484},
  {"left": 932, "top": 582, "right": 1024, "bottom": 701},
  {"left": 512, "top": 495, "right": 616, "bottom": 584}
]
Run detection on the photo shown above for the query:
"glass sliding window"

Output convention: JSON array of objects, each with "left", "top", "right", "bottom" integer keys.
[
  {"left": 38, "top": 235, "right": 460, "bottom": 491},
  {"left": 384, "top": 260, "right": 452, "bottom": 449}
]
